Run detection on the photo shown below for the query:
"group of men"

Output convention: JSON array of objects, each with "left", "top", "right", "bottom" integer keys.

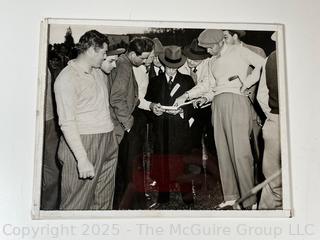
[{"left": 41, "top": 28, "right": 282, "bottom": 211}]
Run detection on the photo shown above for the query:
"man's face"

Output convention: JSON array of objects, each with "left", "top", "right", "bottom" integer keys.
[
  {"left": 49, "top": 57, "right": 61, "bottom": 70},
  {"left": 186, "top": 59, "right": 202, "bottom": 68},
  {"left": 101, "top": 55, "right": 118, "bottom": 74},
  {"left": 165, "top": 67, "right": 177, "bottom": 77},
  {"left": 206, "top": 41, "right": 223, "bottom": 56},
  {"left": 223, "top": 30, "right": 235, "bottom": 45},
  {"left": 91, "top": 42, "right": 108, "bottom": 68},
  {"left": 129, "top": 51, "right": 151, "bottom": 66},
  {"left": 144, "top": 50, "right": 155, "bottom": 67},
  {"left": 153, "top": 56, "right": 162, "bottom": 68}
]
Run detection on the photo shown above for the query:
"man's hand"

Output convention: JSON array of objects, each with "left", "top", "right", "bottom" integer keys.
[
  {"left": 150, "top": 103, "right": 163, "bottom": 116},
  {"left": 166, "top": 108, "right": 183, "bottom": 115},
  {"left": 193, "top": 97, "right": 207, "bottom": 108},
  {"left": 173, "top": 93, "right": 188, "bottom": 107},
  {"left": 77, "top": 159, "right": 95, "bottom": 179},
  {"left": 240, "top": 83, "right": 248, "bottom": 94}
]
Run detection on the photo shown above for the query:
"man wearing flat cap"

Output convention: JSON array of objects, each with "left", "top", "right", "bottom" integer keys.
[
  {"left": 145, "top": 45, "right": 195, "bottom": 208},
  {"left": 101, "top": 47, "right": 126, "bottom": 74},
  {"left": 190, "top": 29, "right": 265, "bottom": 209}
]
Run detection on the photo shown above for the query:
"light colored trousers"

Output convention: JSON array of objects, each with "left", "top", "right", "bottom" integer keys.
[
  {"left": 58, "top": 131, "right": 118, "bottom": 210},
  {"left": 259, "top": 113, "right": 282, "bottom": 209},
  {"left": 213, "top": 93, "right": 256, "bottom": 208}
]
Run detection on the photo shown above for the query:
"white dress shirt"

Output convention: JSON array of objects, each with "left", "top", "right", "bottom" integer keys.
[{"left": 133, "top": 65, "right": 152, "bottom": 111}]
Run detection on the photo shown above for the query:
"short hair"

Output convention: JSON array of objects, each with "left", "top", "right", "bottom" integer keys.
[
  {"left": 227, "top": 30, "right": 238, "bottom": 37},
  {"left": 143, "top": 37, "right": 154, "bottom": 52},
  {"left": 76, "top": 30, "right": 109, "bottom": 54},
  {"left": 225, "top": 30, "right": 245, "bottom": 39},
  {"left": 128, "top": 37, "right": 153, "bottom": 56}
]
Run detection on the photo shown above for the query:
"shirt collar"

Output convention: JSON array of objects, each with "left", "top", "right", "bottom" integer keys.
[
  {"left": 154, "top": 65, "right": 163, "bottom": 72},
  {"left": 165, "top": 72, "right": 177, "bottom": 82},
  {"left": 69, "top": 59, "right": 93, "bottom": 75}
]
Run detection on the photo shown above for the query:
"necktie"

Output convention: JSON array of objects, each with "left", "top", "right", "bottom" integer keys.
[
  {"left": 168, "top": 76, "right": 173, "bottom": 91},
  {"left": 190, "top": 67, "right": 197, "bottom": 84},
  {"left": 158, "top": 67, "right": 163, "bottom": 75}
]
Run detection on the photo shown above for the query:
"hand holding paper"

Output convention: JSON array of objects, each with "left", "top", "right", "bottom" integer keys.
[
  {"left": 161, "top": 99, "right": 198, "bottom": 111},
  {"left": 150, "top": 103, "right": 163, "bottom": 116},
  {"left": 193, "top": 97, "right": 207, "bottom": 108},
  {"left": 173, "top": 93, "right": 188, "bottom": 107}
]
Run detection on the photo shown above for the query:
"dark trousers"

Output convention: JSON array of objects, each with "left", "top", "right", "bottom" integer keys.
[
  {"left": 41, "top": 119, "right": 61, "bottom": 210},
  {"left": 152, "top": 115, "right": 194, "bottom": 205},
  {"left": 154, "top": 154, "right": 194, "bottom": 205},
  {"left": 113, "top": 109, "right": 149, "bottom": 209}
]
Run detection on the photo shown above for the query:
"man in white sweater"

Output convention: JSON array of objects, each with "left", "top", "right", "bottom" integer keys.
[
  {"left": 199, "top": 29, "right": 265, "bottom": 209},
  {"left": 176, "top": 29, "right": 265, "bottom": 209},
  {"left": 54, "top": 30, "right": 118, "bottom": 210}
]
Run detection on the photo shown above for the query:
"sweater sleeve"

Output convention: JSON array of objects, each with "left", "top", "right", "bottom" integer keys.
[
  {"left": 240, "top": 46, "right": 265, "bottom": 89},
  {"left": 257, "top": 59, "right": 271, "bottom": 117},
  {"left": 54, "top": 73, "right": 88, "bottom": 163},
  {"left": 188, "top": 59, "right": 216, "bottom": 100}
]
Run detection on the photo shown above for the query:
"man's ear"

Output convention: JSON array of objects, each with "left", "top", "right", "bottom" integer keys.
[
  {"left": 87, "top": 46, "right": 96, "bottom": 57},
  {"left": 128, "top": 51, "right": 136, "bottom": 60}
]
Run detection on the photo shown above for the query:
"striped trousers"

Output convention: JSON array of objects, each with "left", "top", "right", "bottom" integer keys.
[{"left": 58, "top": 131, "right": 118, "bottom": 210}]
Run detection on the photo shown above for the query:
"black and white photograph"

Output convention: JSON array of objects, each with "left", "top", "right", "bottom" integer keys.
[
  {"left": 32, "top": 19, "right": 290, "bottom": 218},
  {"left": 3, "top": 0, "right": 320, "bottom": 239}
]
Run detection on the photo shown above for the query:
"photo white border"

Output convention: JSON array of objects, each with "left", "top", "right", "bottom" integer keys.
[{"left": 32, "top": 18, "right": 292, "bottom": 219}]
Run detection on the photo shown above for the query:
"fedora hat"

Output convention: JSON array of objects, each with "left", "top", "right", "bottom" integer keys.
[
  {"left": 183, "top": 39, "right": 211, "bottom": 60},
  {"left": 159, "top": 45, "right": 186, "bottom": 68},
  {"left": 152, "top": 38, "right": 164, "bottom": 56}
]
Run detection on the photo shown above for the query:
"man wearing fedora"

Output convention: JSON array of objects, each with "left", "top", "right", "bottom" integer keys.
[
  {"left": 110, "top": 37, "right": 157, "bottom": 209},
  {"left": 178, "top": 39, "right": 215, "bottom": 155},
  {"left": 145, "top": 45, "right": 195, "bottom": 208},
  {"left": 190, "top": 29, "right": 265, "bottom": 209}
]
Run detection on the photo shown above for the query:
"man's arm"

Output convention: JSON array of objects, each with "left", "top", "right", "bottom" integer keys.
[
  {"left": 257, "top": 60, "right": 271, "bottom": 117},
  {"left": 239, "top": 46, "right": 265, "bottom": 90},
  {"left": 174, "top": 59, "right": 215, "bottom": 105},
  {"left": 54, "top": 74, "right": 94, "bottom": 179},
  {"left": 110, "top": 59, "right": 134, "bottom": 131}
]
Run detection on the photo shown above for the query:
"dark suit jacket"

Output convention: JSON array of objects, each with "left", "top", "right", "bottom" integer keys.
[
  {"left": 148, "top": 63, "right": 158, "bottom": 80},
  {"left": 145, "top": 71, "right": 195, "bottom": 154},
  {"left": 109, "top": 54, "right": 139, "bottom": 141},
  {"left": 148, "top": 63, "right": 164, "bottom": 80}
]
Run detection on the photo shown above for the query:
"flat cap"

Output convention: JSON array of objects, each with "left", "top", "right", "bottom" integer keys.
[{"left": 198, "top": 29, "right": 224, "bottom": 48}]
